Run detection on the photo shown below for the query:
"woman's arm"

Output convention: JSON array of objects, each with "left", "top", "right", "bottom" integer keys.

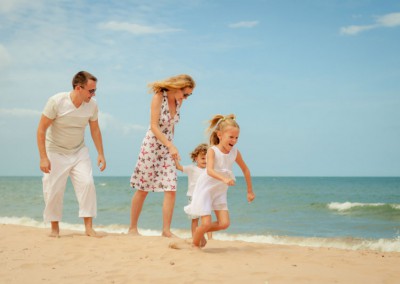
[{"left": 149, "top": 92, "right": 180, "bottom": 160}]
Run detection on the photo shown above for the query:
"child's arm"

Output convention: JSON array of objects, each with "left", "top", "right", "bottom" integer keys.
[
  {"left": 174, "top": 158, "right": 183, "bottom": 172},
  {"left": 235, "top": 150, "right": 255, "bottom": 203},
  {"left": 206, "top": 148, "right": 235, "bottom": 186}
]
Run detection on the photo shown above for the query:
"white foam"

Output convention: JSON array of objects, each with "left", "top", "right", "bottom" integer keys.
[
  {"left": 392, "top": 204, "right": 400, "bottom": 210},
  {"left": 212, "top": 232, "right": 400, "bottom": 252},
  {"left": 2, "top": 216, "right": 399, "bottom": 252},
  {"left": 328, "top": 202, "right": 385, "bottom": 211}
]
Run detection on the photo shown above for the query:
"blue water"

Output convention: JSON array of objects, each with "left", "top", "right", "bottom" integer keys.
[{"left": 1, "top": 176, "right": 400, "bottom": 252}]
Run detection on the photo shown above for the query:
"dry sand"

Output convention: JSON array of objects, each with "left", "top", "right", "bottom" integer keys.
[{"left": 1, "top": 224, "right": 399, "bottom": 284}]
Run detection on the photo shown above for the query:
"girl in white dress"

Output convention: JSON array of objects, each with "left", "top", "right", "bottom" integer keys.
[{"left": 183, "top": 114, "right": 255, "bottom": 248}]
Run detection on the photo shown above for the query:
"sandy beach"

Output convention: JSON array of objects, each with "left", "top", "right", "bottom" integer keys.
[{"left": 0, "top": 224, "right": 399, "bottom": 283}]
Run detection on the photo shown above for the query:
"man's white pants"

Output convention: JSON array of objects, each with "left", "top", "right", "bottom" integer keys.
[{"left": 42, "top": 146, "right": 97, "bottom": 222}]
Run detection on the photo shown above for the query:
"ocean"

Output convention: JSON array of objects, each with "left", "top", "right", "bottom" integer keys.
[{"left": 1, "top": 176, "right": 399, "bottom": 252}]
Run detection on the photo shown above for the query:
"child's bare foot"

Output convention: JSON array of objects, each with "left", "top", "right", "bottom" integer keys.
[
  {"left": 200, "top": 235, "right": 207, "bottom": 248},
  {"left": 169, "top": 239, "right": 201, "bottom": 250}
]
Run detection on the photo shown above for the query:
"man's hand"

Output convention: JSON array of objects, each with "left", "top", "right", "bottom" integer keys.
[
  {"left": 40, "top": 157, "right": 51, "bottom": 173},
  {"left": 97, "top": 154, "right": 106, "bottom": 171}
]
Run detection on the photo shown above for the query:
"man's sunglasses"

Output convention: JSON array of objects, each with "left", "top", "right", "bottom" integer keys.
[{"left": 81, "top": 86, "right": 96, "bottom": 94}]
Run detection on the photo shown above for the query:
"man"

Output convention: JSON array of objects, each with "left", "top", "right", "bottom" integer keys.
[{"left": 37, "top": 71, "right": 106, "bottom": 237}]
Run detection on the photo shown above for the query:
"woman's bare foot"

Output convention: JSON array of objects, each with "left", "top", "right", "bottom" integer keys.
[
  {"left": 162, "top": 231, "right": 178, "bottom": 238},
  {"left": 128, "top": 228, "right": 141, "bottom": 236}
]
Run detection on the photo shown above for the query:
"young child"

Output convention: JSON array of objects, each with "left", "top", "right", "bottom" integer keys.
[
  {"left": 175, "top": 143, "right": 212, "bottom": 240},
  {"left": 183, "top": 114, "right": 255, "bottom": 248}
]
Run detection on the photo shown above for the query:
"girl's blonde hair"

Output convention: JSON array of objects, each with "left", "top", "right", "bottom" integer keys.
[
  {"left": 147, "top": 74, "right": 196, "bottom": 94},
  {"left": 207, "top": 114, "right": 240, "bottom": 146},
  {"left": 190, "top": 143, "right": 208, "bottom": 162}
]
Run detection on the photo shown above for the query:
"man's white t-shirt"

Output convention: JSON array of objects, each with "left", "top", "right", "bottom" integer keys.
[
  {"left": 43, "top": 92, "right": 98, "bottom": 155},
  {"left": 182, "top": 165, "right": 206, "bottom": 197}
]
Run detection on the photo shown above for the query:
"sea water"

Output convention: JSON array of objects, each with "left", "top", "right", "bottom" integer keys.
[{"left": 1, "top": 176, "right": 399, "bottom": 252}]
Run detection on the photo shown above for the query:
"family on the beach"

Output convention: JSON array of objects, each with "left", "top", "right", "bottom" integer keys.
[{"left": 36, "top": 71, "right": 255, "bottom": 249}]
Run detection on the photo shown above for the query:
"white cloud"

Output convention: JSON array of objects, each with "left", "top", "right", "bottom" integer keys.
[
  {"left": 99, "top": 21, "right": 182, "bottom": 35},
  {"left": 0, "top": 108, "right": 41, "bottom": 117},
  {"left": 340, "top": 25, "right": 375, "bottom": 35},
  {"left": 228, "top": 21, "right": 259, "bottom": 28},
  {"left": 376, "top": 12, "right": 400, "bottom": 27},
  {"left": 0, "top": 0, "right": 29, "bottom": 13},
  {"left": 0, "top": 44, "right": 11, "bottom": 68},
  {"left": 340, "top": 12, "right": 400, "bottom": 35},
  {"left": 0, "top": 0, "right": 44, "bottom": 14},
  {"left": 99, "top": 112, "right": 146, "bottom": 135}
]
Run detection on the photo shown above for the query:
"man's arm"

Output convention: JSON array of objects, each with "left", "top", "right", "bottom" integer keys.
[
  {"left": 37, "top": 115, "right": 53, "bottom": 173},
  {"left": 89, "top": 119, "right": 106, "bottom": 171}
]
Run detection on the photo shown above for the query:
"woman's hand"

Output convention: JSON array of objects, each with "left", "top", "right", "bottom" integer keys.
[{"left": 168, "top": 144, "right": 181, "bottom": 161}]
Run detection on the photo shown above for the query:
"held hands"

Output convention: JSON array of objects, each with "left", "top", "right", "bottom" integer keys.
[
  {"left": 168, "top": 144, "right": 181, "bottom": 161},
  {"left": 40, "top": 157, "right": 51, "bottom": 173}
]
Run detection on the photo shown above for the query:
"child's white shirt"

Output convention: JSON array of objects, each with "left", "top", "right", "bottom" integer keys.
[{"left": 182, "top": 165, "right": 205, "bottom": 197}]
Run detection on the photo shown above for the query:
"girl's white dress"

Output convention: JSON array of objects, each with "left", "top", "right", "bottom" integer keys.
[{"left": 184, "top": 146, "right": 237, "bottom": 218}]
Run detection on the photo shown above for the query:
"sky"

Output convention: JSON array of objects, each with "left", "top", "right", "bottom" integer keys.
[{"left": 0, "top": 0, "right": 399, "bottom": 177}]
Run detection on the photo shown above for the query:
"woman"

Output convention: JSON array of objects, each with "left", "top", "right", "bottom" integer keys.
[{"left": 129, "top": 74, "right": 196, "bottom": 237}]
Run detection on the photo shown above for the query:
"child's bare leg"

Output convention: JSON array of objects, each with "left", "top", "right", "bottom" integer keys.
[
  {"left": 191, "top": 218, "right": 199, "bottom": 238},
  {"left": 207, "top": 231, "right": 213, "bottom": 240},
  {"left": 193, "top": 215, "right": 211, "bottom": 247},
  {"left": 207, "top": 210, "right": 230, "bottom": 233},
  {"left": 49, "top": 221, "right": 59, "bottom": 238}
]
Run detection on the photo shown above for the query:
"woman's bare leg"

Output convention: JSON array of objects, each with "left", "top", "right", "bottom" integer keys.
[
  {"left": 162, "top": 191, "right": 176, "bottom": 237},
  {"left": 129, "top": 190, "right": 148, "bottom": 235}
]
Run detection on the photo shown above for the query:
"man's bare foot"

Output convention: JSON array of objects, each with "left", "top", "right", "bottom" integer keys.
[
  {"left": 85, "top": 228, "right": 102, "bottom": 238},
  {"left": 49, "top": 230, "right": 60, "bottom": 238},
  {"left": 49, "top": 222, "right": 60, "bottom": 238},
  {"left": 162, "top": 231, "right": 178, "bottom": 238}
]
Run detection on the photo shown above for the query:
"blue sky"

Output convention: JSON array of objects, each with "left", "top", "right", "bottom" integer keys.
[{"left": 0, "top": 0, "right": 399, "bottom": 177}]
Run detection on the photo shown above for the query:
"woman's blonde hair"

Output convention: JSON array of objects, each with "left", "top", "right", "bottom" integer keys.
[
  {"left": 147, "top": 74, "right": 196, "bottom": 94},
  {"left": 190, "top": 143, "right": 208, "bottom": 162},
  {"left": 207, "top": 114, "right": 239, "bottom": 146}
]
